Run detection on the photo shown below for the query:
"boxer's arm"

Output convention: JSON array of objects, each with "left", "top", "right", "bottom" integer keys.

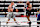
[
  {"left": 8, "top": 8, "right": 10, "bottom": 12},
  {"left": 16, "top": 9, "right": 18, "bottom": 12},
  {"left": 29, "top": 4, "right": 32, "bottom": 9},
  {"left": 8, "top": 5, "right": 13, "bottom": 12},
  {"left": 8, "top": 5, "right": 11, "bottom": 12},
  {"left": 24, "top": 5, "right": 26, "bottom": 10}
]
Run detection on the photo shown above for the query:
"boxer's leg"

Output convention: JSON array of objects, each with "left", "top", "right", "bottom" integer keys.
[
  {"left": 6, "top": 12, "right": 12, "bottom": 24},
  {"left": 12, "top": 12, "right": 16, "bottom": 21},
  {"left": 12, "top": 12, "right": 19, "bottom": 25},
  {"left": 26, "top": 9, "right": 30, "bottom": 21},
  {"left": 27, "top": 15, "right": 30, "bottom": 21}
]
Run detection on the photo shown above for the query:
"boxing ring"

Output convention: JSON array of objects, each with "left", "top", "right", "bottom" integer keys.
[{"left": 0, "top": 17, "right": 37, "bottom": 27}]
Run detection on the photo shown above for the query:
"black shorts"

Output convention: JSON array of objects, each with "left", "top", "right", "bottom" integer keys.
[
  {"left": 26, "top": 9, "right": 37, "bottom": 16},
  {"left": 26, "top": 9, "right": 31, "bottom": 16}
]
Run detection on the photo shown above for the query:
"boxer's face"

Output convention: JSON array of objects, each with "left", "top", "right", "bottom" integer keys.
[
  {"left": 13, "top": 2, "right": 14, "bottom": 5},
  {"left": 11, "top": 2, "right": 14, "bottom": 5},
  {"left": 27, "top": 3, "right": 30, "bottom": 5},
  {"left": 27, "top": 1, "right": 30, "bottom": 5}
]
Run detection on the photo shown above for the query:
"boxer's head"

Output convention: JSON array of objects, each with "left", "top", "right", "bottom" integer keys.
[
  {"left": 11, "top": 2, "right": 14, "bottom": 5},
  {"left": 26, "top": 1, "right": 30, "bottom": 5}
]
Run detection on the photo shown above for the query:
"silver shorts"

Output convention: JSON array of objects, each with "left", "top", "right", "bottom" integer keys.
[{"left": 7, "top": 12, "right": 15, "bottom": 19}]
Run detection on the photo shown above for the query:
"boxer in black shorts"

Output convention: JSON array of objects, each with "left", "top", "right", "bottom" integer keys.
[{"left": 24, "top": 1, "right": 32, "bottom": 21}]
